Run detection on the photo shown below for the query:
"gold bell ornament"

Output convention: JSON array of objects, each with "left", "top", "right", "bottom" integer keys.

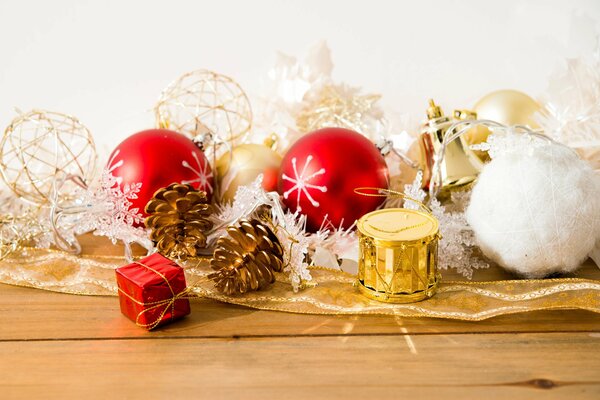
[
  {"left": 418, "top": 100, "right": 483, "bottom": 196},
  {"left": 453, "top": 109, "right": 493, "bottom": 162}
]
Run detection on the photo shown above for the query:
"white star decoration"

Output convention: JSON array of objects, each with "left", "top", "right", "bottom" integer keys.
[
  {"left": 282, "top": 155, "right": 327, "bottom": 211},
  {"left": 182, "top": 152, "right": 214, "bottom": 194}
]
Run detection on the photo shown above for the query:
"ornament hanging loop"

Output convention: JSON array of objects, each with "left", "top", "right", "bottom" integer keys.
[{"left": 376, "top": 137, "right": 419, "bottom": 169}]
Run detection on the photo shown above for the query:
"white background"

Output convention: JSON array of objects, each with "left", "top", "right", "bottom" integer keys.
[{"left": 1, "top": 0, "right": 599, "bottom": 156}]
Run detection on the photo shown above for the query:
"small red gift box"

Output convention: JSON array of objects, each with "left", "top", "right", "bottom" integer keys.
[{"left": 115, "top": 253, "right": 191, "bottom": 330}]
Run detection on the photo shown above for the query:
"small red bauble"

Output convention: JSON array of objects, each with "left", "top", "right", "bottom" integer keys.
[
  {"left": 107, "top": 129, "right": 213, "bottom": 218},
  {"left": 278, "top": 127, "right": 389, "bottom": 231}
]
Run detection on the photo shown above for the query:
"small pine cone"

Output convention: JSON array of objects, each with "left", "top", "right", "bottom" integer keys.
[
  {"left": 145, "top": 183, "right": 213, "bottom": 260},
  {"left": 209, "top": 219, "right": 284, "bottom": 295}
]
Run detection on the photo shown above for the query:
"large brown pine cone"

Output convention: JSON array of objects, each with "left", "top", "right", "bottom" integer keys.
[
  {"left": 145, "top": 183, "right": 213, "bottom": 260},
  {"left": 209, "top": 218, "right": 284, "bottom": 295}
]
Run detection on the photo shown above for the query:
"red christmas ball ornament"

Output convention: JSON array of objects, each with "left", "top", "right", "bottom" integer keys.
[
  {"left": 279, "top": 127, "right": 389, "bottom": 231},
  {"left": 107, "top": 129, "right": 213, "bottom": 218}
]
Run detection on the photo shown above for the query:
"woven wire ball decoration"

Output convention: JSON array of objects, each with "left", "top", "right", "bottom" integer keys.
[
  {"left": 0, "top": 110, "right": 97, "bottom": 205},
  {"left": 154, "top": 69, "right": 252, "bottom": 145}
]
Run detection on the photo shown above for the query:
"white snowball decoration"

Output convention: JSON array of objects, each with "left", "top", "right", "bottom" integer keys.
[{"left": 466, "top": 131, "right": 600, "bottom": 278}]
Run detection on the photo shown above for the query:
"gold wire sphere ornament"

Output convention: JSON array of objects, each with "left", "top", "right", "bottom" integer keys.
[
  {"left": 296, "top": 84, "right": 386, "bottom": 139},
  {"left": 154, "top": 70, "right": 253, "bottom": 145},
  {"left": 0, "top": 110, "right": 97, "bottom": 205}
]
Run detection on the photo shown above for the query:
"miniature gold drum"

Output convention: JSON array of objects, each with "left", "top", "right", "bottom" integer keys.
[{"left": 357, "top": 208, "right": 441, "bottom": 303}]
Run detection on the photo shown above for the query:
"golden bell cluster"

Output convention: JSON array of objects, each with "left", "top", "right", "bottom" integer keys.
[{"left": 416, "top": 90, "right": 541, "bottom": 196}]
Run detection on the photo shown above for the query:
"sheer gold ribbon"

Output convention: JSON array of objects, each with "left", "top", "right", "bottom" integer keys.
[{"left": 1, "top": 244, "right": 599, "bottom": 321}]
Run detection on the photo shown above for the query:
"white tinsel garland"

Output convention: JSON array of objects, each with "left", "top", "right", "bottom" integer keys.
[
  {"left": 536, "top": 46, "right": 600, "bottom": 148},
  {"left": 0, "top": 169, "right": 153, "bottom": 260},
  {"left": 252, "top": 41, "right": 394, "bottom": 150}
]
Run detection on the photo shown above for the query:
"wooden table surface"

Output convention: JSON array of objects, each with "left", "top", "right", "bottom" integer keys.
[{"left": 0, "top": 280, "right": 599, "bottom": 400}]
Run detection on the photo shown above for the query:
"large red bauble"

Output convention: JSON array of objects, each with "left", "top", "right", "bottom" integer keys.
[
  {"left": 107, "top": 129, "right": 213, "bottom": 218},
  {"left": 278, "top": 127, "right": 389, "bottom": 231}
]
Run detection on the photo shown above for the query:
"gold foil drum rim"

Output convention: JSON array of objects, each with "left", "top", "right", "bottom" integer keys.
[
  {"left": 357, "top": 208, "right": 440, "bottom": 246},
  {"left": 358, "top": 274, "right": 440, "bottom": 303}
]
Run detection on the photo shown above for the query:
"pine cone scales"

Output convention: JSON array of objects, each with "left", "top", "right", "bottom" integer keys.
[
  {"left": 209, "top": 219, "right": 284, "bottom": 295},
  {"left": 145, "top": 183, "right": 213, "bottom": 260}
]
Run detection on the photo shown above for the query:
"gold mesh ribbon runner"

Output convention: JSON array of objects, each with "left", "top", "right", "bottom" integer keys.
[{"left": 0, "top": 244, "right": 599, "bottom": 321}]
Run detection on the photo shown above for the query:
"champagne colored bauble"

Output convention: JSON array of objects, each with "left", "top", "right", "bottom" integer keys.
[
  {"left": 216, "top": 143, "right": 282, "bottom": 203},
  {"left": 107, "top": 129, "right": 213, "bottom": 218},
  {"left": 278, "top": 127, "right": 389, "bottom": 232},
  {"left": 467, "top": 90, "right": 542, "bottom": 161},
  {"left": 473, "top": 89, "right": 541, "bottom": 128}
]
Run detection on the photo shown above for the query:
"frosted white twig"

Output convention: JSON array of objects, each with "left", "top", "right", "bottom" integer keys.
[
  {"left": 212, "top": 175, "right": 317, "bottom": 291},
  {"left": 403, "top": 173, "right": 488, "bottom": 279}
]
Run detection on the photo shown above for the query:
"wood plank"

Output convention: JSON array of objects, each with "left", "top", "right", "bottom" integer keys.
[
  {"left": 1, "top": 333, "right": 598, "bottom": 399},
  {"left": 1, "top": 283, "right": 599, "bottom": 341}
]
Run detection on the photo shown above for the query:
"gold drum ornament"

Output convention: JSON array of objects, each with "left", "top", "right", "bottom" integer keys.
[{"left": 357, "top": 208, "right": 441, "bottom": 303}]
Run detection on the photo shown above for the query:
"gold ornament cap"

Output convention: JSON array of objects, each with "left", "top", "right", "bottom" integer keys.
[{"left": 426, "top": 99, "right": 444, "bottom": 120}]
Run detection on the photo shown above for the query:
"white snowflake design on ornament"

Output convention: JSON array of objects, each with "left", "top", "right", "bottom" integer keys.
[
  {"left": 282, "top": 155, "right": 327, "bottom": 211},
  {"left": 181, "top": 151, "right": 213, "bottom": 194}
]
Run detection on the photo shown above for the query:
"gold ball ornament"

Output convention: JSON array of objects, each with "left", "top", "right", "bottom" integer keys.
[
  {"left": 473, "top": 89, "right": 541, "bottom": 128},
  {"left": 154, "top": 69, "right": 252, "bottom": 145},
  {"left": 216, "top": 143, "right": 282, "bottom": 203},
  {"left": 0, "top": 110, "right": 97, "bottom": 205},
  {"left": 462, "top": 90, "right": 541, "bottom": 162}
]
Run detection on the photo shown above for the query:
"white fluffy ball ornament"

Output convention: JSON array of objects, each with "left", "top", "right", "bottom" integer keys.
[{"left": 466, "top": 130, "right": 600, "bottom": 278}]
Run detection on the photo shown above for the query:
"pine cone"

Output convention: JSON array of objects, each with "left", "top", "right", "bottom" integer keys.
[
  {"left": 145, "top": 183, "right": 213, "bottom": 260},
  {"left": 209, "top": 218, "right": 284, "bottom": 295}
]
